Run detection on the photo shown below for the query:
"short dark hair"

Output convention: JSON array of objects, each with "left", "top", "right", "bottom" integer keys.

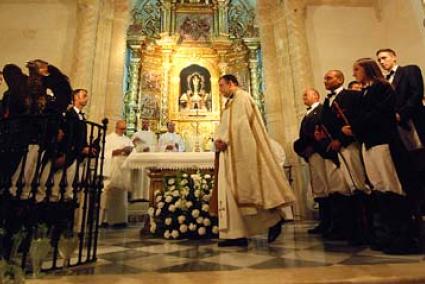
[
  {"left": 219, "top": 74, "right": 239, "bottom": 86},
  {"left": 72, "top": 89, "right": 87, "bottom": 97},
  {"left": 376, "top": 48, "right": 397, "bottom": 56},
  {"left": 347, "top": 81, "right": 361, "bottom": 89}
]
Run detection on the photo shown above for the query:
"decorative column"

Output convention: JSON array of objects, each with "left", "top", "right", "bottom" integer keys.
[
  {"left": 160, "top": 0, "right": 172, "bottom": 33},
  {"left": 244, "top": 38, "right": 265, "bottom": 118},
  {"left": 160, "top": 48, "right": 172, "bottom": 128},
  {"left": 125, "top": 43, "right": 142, "bottom": 135},
  {"left": 70, "top": 0, "right": 100, "bottom": 100},
  {"left": 217, "top": 0, "right": 229, "bottom": 37}
]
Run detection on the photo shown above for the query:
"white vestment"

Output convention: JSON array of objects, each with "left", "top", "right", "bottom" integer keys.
[
  {"left": 159, "top": 132, "right": 186, "bottom": 152},
  {"left": 131, "top": 130, "right": 157, "bottom": 152},
  {"left": 214, "top": 88, "right": 296, "bottom": 239},
  {"left": 103, "top": 132, "right": 133, "bottom": 225}
]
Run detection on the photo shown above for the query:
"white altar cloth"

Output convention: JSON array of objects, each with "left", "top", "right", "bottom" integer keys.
[
  {"left": 122, "top": 152, "right": 215, "bottom": 170},
  {"left": 122, "top": 152, "right": 215, "bottom": 201}
]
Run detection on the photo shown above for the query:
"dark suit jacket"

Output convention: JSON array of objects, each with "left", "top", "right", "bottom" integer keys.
[
  {"left": 43, "top": 66, "right": 73, "bottom": 115},
  {"left": 391, "top": 65, "right": 425, "bottom": 142},
  {"left": 294, "top": 104, "right": 338, "bottom": 163},
  {"left": 321, "top": 89, "right": 362, "bottom": 147},
  {"left": 351, "top": 81, "right": 398, "bottom": 149},
  {"left": 64, "top": 108, "right": 88, "bottom": 164}
]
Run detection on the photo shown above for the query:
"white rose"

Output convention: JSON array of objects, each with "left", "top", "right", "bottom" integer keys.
[
  {"left": 165, "top": 195, "right": 173, "bottom": 203},
  {"left": 179, "top": 224, "right": 188, "bottom": 233},
  {"left": 172, "top": 190, "right": 179, "bottom": 197},
  {"left": 165, "top": 217, "right": 172, "bottom": 226},
  {"left": 174, "top": 199, "right": 182, "bottom": 208},
  {"left": 168, "top": 178, "right": 175, "bottom": 185},
  {"left": 171, "top": 230, "right": 179, "bottom": 239},
  {"left": 155, "top": 208, "right": 161, "bottom": 216},
  {"left": 212, "top": 225, "right": 219, "bottom": 234},
  {"left": 169, "top": 205, "right": 176, "bottom": 212},
  {"left": 182, "top": 173, "right": 188, "bottom": 178},
  {"left": 201, "top": 204, "right": 209, "bottom": 212},
  {"left": 168, "top": 185, "right": 175, "bottom": 191},
  {"left": 194, "top": 190, "right": 201, "bottom": 198},
  {"left": 186, "top": 201, "right": 193, "bottom": 208},
  {"left": 154, "top": 190, "right": 161, "bottom": 196},
  {"left": 191, "top": 209, "right": 200, "bottom": 218},
  {"left": 155, "top": 196, "right": 162, "bottom": 203},
  {"left": 203, "top": 218, "right": 211, "bottom": 227},
  {"left": 202, "top": 184, "right": 208, "bottom": 190},
  {"left": 202, "top": 195, "right": 211, "bottom": 202},
  {"left": 157, "top": 202, "right": 165, "bottom": 209},
  {"left": 204, "top": 174, "right": 211, "bottom": 179},
  {"left": 201, "top": 179, "right": 207, "bottom": 184},
  {"left": 180, "top": 179, "right": 188, "bottom": 186},
  {"left": 147, "top": 207, "right": 155, "bottom": 217},
  {"left": 198, "top": 226, "right": 206, "bottom": 236},
  {"left": 164, "top": 230, "right": 171, "bottom": 239},
  {"left": 196, "top": 217, "right": 204, "bottom": 224},
  {"left": 178, "top": 215, "right": 186, "bottom": 224},
  {"left": 189, "top": 223, "right": 197, "bottom": 231},
  {"left": 180, "top": 189, "right": 188, "bottom": 197},
  {"left": 150, "top": 222, "right": 157, "bottom": 233}
]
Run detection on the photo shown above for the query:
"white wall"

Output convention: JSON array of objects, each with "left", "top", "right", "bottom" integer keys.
[
  {"left": 306, "top": 0, "right": 425, "bottom": 96},
  {"left": 0, "top": 0, "right": 78, "bottom": 95}
]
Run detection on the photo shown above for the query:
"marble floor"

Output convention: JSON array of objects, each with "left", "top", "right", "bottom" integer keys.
[{"left": 28, "top": 221, "right": 425, "bottom": 283}]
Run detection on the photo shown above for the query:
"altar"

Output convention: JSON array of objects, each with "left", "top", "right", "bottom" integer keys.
[{"left": 122, "top": 151, "right": 215, "bottom": 204}]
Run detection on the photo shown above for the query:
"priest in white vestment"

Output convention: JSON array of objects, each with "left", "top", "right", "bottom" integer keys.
[
  {"left": 103, "top": 120, "right": 133, "bottom": 226},
  {"left": 159, "top": 121, "right": 185, "bottom": 152},
  {"left": 130, "top": 119, "right": 157, "bottom": 200},
  {"left": 214, "top": 74, "right": 296, "bottom": 247},
  {"left": 132, "top": 119, "right": 157, "bottom": 152}
]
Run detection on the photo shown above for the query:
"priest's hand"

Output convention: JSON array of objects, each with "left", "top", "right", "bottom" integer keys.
[
  {"left": 327, "top": 139, "right": 341, "bottom": 152},
  {"left": 214, "top": 139, "right": 228, "bottom": 152}
]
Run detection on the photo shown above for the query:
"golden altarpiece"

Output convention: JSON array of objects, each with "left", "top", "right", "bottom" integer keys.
[{"left": 124, "top": 0, "right": 264, "bottom": 151}]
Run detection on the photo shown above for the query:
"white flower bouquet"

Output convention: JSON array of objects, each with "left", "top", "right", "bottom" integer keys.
[{"left": 148, "top": 170, "right": 218, "bottom": 239}]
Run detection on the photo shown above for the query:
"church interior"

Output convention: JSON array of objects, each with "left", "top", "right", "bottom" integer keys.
[{"left": 1, "top": 0, "right": 425, "bottom": 283}]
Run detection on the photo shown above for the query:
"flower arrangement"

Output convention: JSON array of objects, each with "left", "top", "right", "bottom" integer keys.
[{"left": 148, "top": 171, "right": 219, "bottom": 240}]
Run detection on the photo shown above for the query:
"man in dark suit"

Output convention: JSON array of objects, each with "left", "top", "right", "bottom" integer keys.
[
  {"left": 376, "top": 48, "right": 425, "bottom": 144},
  {"left": 294, "top": 88, "right": 348, "bottom": 237},
  {"left": 321, "top": 70, "right": 371, "bottom": 244}
]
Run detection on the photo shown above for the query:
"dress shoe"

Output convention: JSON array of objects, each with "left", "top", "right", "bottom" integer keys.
[
  {"left": 217, "top": 238, "right": 248, "bottom": 247},
  {"left": 307, "top": 224, "right": 322, "bottom": 235},
  {"left": 268, "top": 219, "right": 283, "bottom": 243}
]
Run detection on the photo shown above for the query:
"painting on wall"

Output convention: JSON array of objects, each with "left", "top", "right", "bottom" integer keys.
[
  {"left": 176, "top": 13, "right": 213, "bottom": 43},
  {"left": 178, "top": 64, "right": 212, "bottom": 112}
]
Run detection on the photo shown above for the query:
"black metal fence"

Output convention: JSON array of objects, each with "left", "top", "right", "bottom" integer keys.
[{"left": 0, "top": 114, "right": 107, "bottom": 272}]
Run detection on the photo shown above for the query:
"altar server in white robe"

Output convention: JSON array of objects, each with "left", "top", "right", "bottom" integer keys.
[
  {"left": 159, "top": 121, "right": 185, "bottom": 152},
  {"left": 129, "top": 119, "right": 157, "bottom": 200},
  {"left": 103, "top": 120, "right": 133, "bottom": 226},
  {"left": 213, "top": 74, "right": 296, "bottom": 247},
  {"left": 132, "top": 119, "right": 157, "bottom": 152}
]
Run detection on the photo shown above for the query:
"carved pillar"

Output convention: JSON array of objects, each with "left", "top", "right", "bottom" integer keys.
[
  {"left": 244, "top": 38, "right": 264, "bottom": 117},
  {"left": 70, "top": 0, "right": 100, "bottom": 98},
  {"left": 125, "top": 44, "right": 142, "bottom": 135},
  {"left": 160, "top": 0, "right": 172, "bottom": 33},
  {"left": 217, "top": 0, "right": 229, "bottom": 36},
  {"left": 212, "top": 3, "right": 219, "bottom": 37}
]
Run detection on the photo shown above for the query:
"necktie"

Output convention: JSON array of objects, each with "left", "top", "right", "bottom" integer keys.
[{"left": 385, "top": 70, "right": 395, "bottom": 81}]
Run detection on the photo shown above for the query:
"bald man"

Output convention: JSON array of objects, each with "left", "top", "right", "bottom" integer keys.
[
  {"left": 103, "top": 120, "right": 133, "bottom": 227},
  {"left": 321, "top": 70, "right": 370, "bottom": 244}
]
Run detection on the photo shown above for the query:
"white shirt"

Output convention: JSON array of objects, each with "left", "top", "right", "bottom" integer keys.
[
  {"left": 327, "top": 86, "right": 344, "bottom": 106},
  {"left": 306, "top": 102, "right": 320, "bottom": 115},
  {"left": 73, "top": 106, "right": 85, "bottom": 120},
  {"left": 131, "top": 130, "right": 157, "bottom": 152},
  {"left": 159, "top": 132, "right": 186, "bottom": 152},
  {"left": 387, "top": 65, "right": 399, "bottom": 84},
  {"left": 104, "top": 132, "right": 133, "bottom": 176}
]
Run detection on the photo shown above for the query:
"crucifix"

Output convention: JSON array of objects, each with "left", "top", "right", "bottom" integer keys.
[{"left": 189, "top": 109, "right": 207, "bottom": 152}]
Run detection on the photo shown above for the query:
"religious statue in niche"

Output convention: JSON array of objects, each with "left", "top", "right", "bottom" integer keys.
[
  {"left": 177, "top": 15, "right": 211, "bottom": 43},
  {"left": 179, "top": 65, "right": 212, "bottom": 112},
  {"left": 139, "top": 93, "right": 158, "bottom": 119}
]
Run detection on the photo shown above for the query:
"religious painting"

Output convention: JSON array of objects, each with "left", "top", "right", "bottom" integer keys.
[
  {"left": 139, "top": 71, "right": 161, "bottom": 119},
  {"left": 179, "top": 64, "right": 212, "bottom": 112},
  {"left": 176, "top": 13, "right": 212, "bottom": 43}
]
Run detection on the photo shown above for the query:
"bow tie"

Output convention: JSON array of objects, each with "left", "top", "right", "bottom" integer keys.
[
  {"left": 80, "top": 112, "right": 86, "bottom": 120},
  {"left": 327, "top": 91, "right": 336, "bottom": 99},
  {"left": 385, "top": 70, "right": 395, "bottom": 80},
  {"left": 306, "top": 106, "right": 312, "bottom": 111}
]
